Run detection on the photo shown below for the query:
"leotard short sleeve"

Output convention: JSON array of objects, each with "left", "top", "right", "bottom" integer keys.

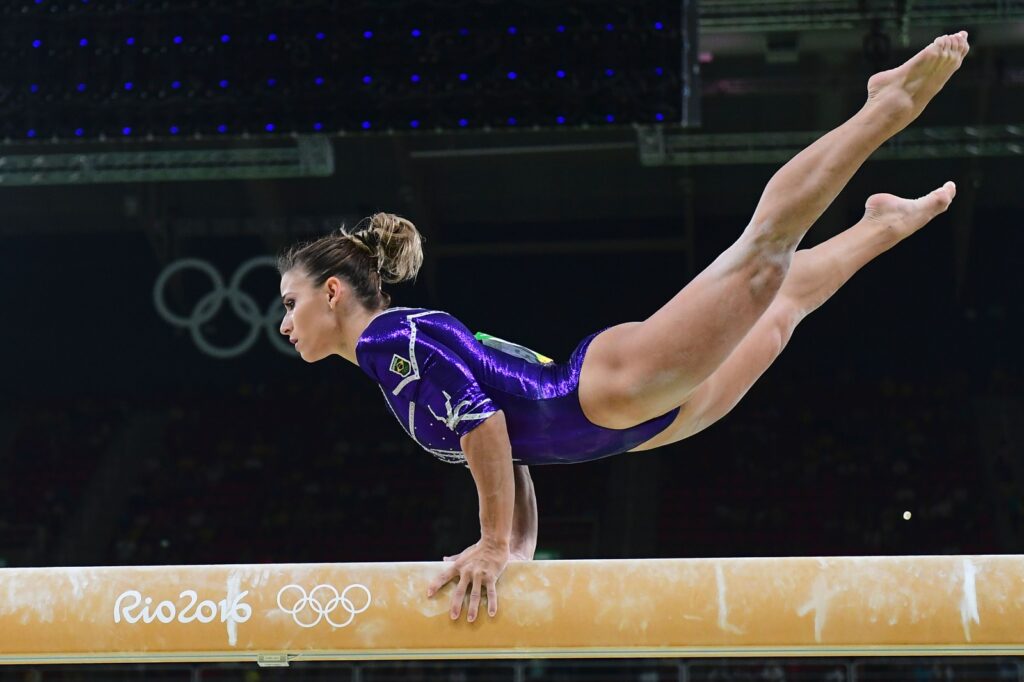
[{"left": 357, "top": 312, "right": 498, "bottom": 440}]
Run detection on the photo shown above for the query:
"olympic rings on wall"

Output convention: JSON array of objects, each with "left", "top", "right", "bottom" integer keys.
[
  {"left": 153, "top": 257, "right": 292, "bottom": 359},
  {"left": 276, "top": 583, "right": 372, "bottom": 628}
]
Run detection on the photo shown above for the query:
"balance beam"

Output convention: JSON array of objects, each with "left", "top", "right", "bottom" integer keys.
[{"left": 0, "top": 555, "right": 1022, "bottom": 665}]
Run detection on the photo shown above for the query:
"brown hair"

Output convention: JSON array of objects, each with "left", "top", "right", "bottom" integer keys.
[{"left": 277, "top": 212, "right": 424, "bottom": 309}]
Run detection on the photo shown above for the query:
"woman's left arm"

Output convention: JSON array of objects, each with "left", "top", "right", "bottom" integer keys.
[
  {"left": 427, "top": 410, "right": 514, "bottom": 621},
  {"left": 510, "top": 465, "right": 537, "bottom": 560}
]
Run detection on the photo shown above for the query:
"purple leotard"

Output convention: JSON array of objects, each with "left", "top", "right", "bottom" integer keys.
[{"left": 355, "top": 307, "right": 679, "bottom": 466}]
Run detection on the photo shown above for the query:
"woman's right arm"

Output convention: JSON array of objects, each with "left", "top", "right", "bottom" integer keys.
[{"left": 511, "top": 464, "right": 538, "bottom": 560}]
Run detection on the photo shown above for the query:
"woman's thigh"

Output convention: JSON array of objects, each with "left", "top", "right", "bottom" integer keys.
[
  {"left": 625, "top": 296, "right": 803, "bottom": 451},
  {"left": 578, "top": 233, "right": 790, "bottom": 430}
]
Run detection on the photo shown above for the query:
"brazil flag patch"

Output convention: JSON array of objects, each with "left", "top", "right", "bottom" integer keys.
[{"left": 389, "top": 354, "right": 413, "bottom": 378}]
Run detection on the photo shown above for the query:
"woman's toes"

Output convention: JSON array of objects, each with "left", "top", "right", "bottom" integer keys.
[{"left": 928, "top": 182, "right": 956, "bottom": 212}]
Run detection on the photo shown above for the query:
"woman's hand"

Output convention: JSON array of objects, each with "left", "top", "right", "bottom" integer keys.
[
  {"left": 445, "top": 544, "right": 532, "bottom": 563},
  {"left": 509, "top": 547, "right": 534, "bottom": 561},
  {"left": 428, "top": 539, "right": 510, "bottom": 621}
]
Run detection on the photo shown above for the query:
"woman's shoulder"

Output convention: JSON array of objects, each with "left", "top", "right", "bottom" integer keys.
[
  {"left": 355, "top": 307, "right": 464, "bottom": 360},
  {"left": 354, "top": 307, "right": 475, "bottom": 383},
  {"left": 362, "top": 307, "right": 462, "bottom": 336}
]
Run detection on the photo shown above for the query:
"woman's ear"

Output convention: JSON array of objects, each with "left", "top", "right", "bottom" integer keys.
[{"left": 324, "top": 276, "right": 345, "bottom": 311}]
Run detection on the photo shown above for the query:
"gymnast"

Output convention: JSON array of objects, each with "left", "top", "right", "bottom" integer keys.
[{"left": 277, "top": 32, "right": 969, "bottom": 623}]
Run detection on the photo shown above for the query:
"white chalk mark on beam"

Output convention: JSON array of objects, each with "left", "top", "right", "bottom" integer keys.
[
  {"left": 226, "top": 572, "right": 242, "bottom": 647},
  {"left": 960, "top": 558, "right": 979, "bottom": 642},
  {"left": 714, "top": 564, "right": 744, "bottom": 635},
  {"left": 796, "top": 573, "right": 832, "bottom": 643}
]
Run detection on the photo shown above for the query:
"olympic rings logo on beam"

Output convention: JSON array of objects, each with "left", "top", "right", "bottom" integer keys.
[
  {"left": 153, "top": 257, "right": 293, "bottom": 359},
  {"left": 276, "top": 584, "right": 372, "bottom": 629}
]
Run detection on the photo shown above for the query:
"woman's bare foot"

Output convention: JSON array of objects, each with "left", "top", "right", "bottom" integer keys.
[
  {"left": 862, "top": 181, "right": 957, "bottom": 243},
  {"left": 866, "top": 31, "right": 970, "bottom": 129},
  {"left": 773, "top": 182, "right": 957, "bottom": 316}
]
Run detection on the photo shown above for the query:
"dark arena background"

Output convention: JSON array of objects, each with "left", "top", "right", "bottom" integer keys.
[{"left": 1, "top": 0, "right": 1023, "bottom": 679}]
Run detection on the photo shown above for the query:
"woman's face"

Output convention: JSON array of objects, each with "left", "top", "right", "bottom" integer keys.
[{"left": 279, "top": 268, "right": 338, "bottom": 362}]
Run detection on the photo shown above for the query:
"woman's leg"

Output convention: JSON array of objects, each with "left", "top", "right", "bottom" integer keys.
[
  {"left": 580, "top": 32, "right": 969, "bottom": 429},
  {"left": 628, "top": 182, "right": 957, "bottom": 451}
]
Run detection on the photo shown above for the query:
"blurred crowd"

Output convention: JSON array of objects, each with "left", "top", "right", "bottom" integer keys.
[{"left": 0, "top": 367, "right": 1013, "bottom": 568}]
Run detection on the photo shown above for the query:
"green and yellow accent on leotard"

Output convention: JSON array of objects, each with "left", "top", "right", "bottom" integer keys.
[{"left": 474, "top": 332, "right": 554, "bottom": 365}]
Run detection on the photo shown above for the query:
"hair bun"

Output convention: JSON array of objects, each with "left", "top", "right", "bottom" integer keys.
[{"left": 364, "top": 212, "right": 424, "bottom": 284}]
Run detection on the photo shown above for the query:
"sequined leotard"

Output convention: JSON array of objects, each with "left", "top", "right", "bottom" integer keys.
[{"left": 355, "top": 308, "right": 679, "bottom": 466}]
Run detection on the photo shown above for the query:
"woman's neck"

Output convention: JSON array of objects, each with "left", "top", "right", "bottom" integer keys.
[{"left": 336, "top": 305, "right": 386, "bottom": 365}]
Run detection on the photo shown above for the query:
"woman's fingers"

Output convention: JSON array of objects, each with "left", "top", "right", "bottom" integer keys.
[
  {"left": 426, "top": 564, "right": 458, "bottom": 598},
  {"left": 450, "top": 570, "right": 470, "bottom": 619},
  {"left": 487, "top": 579, "right": 498, "bottom": 617},
  {"left": 467, "top": 578, "right": 482, "bottom": 622},
  {"left": 429, "top": 542, "right": 506, "bottom": 621}
]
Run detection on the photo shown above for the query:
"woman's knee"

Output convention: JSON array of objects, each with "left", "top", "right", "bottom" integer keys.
[
  {"left": 765, "top": 295, "right": 804, "bottom": 348},
  {"left": 734, "top": 226, "right": 793, "bottom": 301},
  {"left": 778, "top": 248, "right": 842, "bottom": 314}
]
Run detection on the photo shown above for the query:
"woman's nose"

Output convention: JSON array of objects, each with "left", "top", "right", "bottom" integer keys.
[{"left": 280, "top": 318, "right": 291, "bottom": 336}]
